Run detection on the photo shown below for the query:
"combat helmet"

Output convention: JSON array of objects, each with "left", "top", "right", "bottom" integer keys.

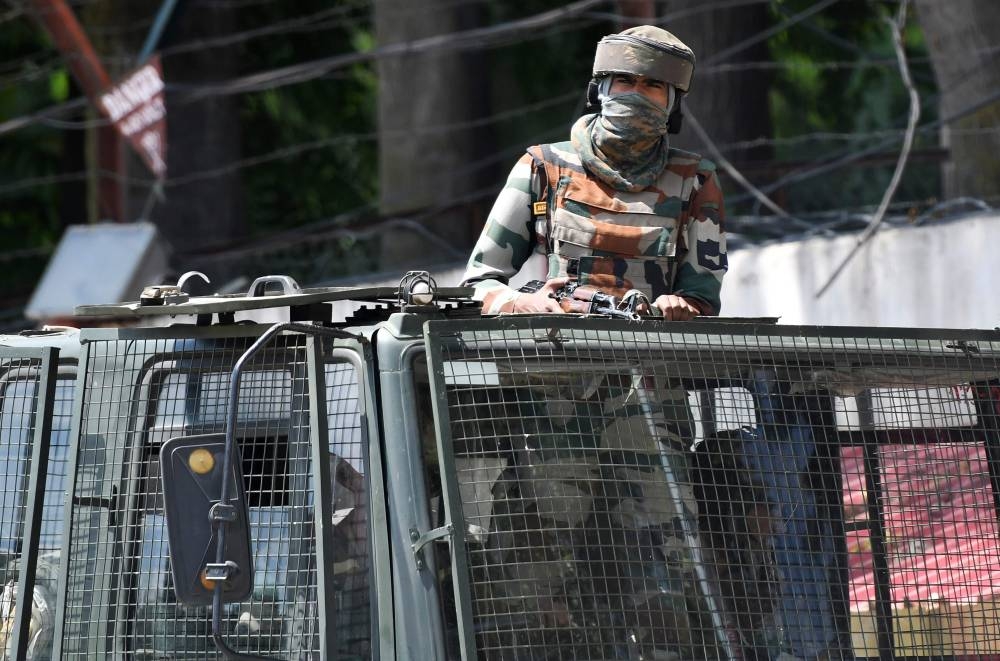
[{"left": 588, "top": 25, "right": 695, "bottom": 133}]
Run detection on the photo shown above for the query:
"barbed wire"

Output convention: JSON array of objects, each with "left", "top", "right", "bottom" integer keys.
[
  {"left": 0, "top": 73, "right": 991, "bottom": 205},
  {"left": 771, "top": 0, "right": 936, "bottom": 86},
  {"left": 0, "top": 0, "right": 608, "bottom": 136},
  {"left": 1, "top": 0, "right": 998, "bottom": 269},
  {"left": 0, "top": 87, "right": 584, "bottom": 197},
  {"left": 727, "top": 83, "right": 1000, "bottom": 209},
  {"left": 704, "top": 0, "right": 841, "bottom": 66}
]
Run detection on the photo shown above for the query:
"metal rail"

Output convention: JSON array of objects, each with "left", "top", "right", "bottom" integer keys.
[{"left": 213, "top": 322, "right": 365, "bottom": 661}]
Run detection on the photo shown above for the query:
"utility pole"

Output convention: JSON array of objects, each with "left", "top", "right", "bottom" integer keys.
[
  {"left": 617, "top": 0, "right": 655, "bottom": 27},
  {"left": 29, "top": 0, "right": 124, "bottom": 222}
]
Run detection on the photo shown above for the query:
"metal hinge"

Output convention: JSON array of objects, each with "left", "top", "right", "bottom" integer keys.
[{"left": 410, "top": 524, "right": 453, "bottom": 570}]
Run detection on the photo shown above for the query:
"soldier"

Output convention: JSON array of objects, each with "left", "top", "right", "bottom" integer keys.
[
  {"left": 458, "top": 25, "right": 850, "bottom": 661},
  {"left": 455, "top": 25, "right": 738, "bottom": 660},
  {"left": 461, "top": 24, "right": 727, "bottom": 319}
]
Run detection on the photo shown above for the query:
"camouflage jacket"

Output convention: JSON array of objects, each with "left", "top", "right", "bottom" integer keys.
[{"left": 461, "top": 140, "right": 727, "bottom": 315}]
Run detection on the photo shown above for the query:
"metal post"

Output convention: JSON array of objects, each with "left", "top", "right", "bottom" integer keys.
[
  {"left": 857, "top": 391, "right": 894, "bottom": 661},
  {"left": 139, "top": 0, "right": 182, "bottom": 64},
  {"left": 213, "top": 322, "right": 364, "bottom": 661},
  {"left": 973, "top": 382, "right": 1000, "bottom": 523},
  {"left": 9, "top": 349, "right": 59, "bottom": 659},
  {"left": 305, "top": 336, "right": 337, "bottom": 657},
  {"left": 631, "top": 367, "right": 739, "bottom": 661},
  {"left": 28, "top": 0, "right": 124, "bottom": 221}
]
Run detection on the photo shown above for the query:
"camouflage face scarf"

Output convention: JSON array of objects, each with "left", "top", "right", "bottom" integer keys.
[{"left": 571, "top": 92, "right": 671, "bottom": 192}]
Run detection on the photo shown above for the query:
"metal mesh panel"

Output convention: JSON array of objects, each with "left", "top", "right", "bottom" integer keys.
[
  {"left": 0, "top": 358, "right": 45, "bottom": 577},
  {"left": 42, "top": 379, "right": 75, "bottom": 553},
  {"left": 423, "top": 319, "right": 1000, "bottom": 661},
  {"left": 0, "top": 350, "right": 61, "bottom": 659},
  {"left": 57, "top": 333, "right": 373, "bottom": 659},
  {"left": 0, "top": 356, "right": 46, "bottom": 658},
  {"left": 326, "top": 360, "right": 373, "bottom": 658}
]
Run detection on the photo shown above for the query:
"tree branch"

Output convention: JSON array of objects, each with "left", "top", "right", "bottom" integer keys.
[{"left": 815, "top": 0, "right": 920, "bottom": 299}]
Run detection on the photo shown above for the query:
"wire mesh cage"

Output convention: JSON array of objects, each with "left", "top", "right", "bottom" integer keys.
[
  {"left": 53, "top": 330, "right": 373, "bottom": 660},
  {"left": 0, "top": 347, "right": 60, "bottom": 660},
  {"left": 422, "top": 318, "right": 1000, "bottom": 661}
]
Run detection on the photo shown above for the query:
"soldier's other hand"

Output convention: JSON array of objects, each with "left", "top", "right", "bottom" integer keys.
[
  {"left": 653, "top": 295, "right": 699, "bottom": 321},
  {"left": 513, "top": 277, "right": 569, "bottom": 313}
]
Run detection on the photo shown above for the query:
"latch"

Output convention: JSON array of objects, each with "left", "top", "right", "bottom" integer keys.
[
  {"left": 203, "top": 560, "right": 240, "bottom": 583},
  {"left": 139, "top": 270, "right": 211, "bottom": 306},
  {"left": 209, "top": 501, "right": 238, "bottom": 523},
  {"left": 410, "top": 524, "right": 453, "bottom": 570}
]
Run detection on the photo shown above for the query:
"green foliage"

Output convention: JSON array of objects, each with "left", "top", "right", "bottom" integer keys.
[
  {"left": 0, "top": 15, "right": 78, "bottom": 304},
  {"left": 234, "top": 0, "right": 377, "bottom": 243},
  {"left": 0, "top": 0, "right": 957, "bottom": 292},
  {"left": 765, "top": 0, "right": 940, "bottom": 213},
  {"left": 485, "top": 1, "right": 604, "bottom": 153}
]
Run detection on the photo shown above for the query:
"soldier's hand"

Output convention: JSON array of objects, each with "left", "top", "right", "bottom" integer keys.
[
  {"left": 513, "top": 277, "right": 569, "bottom": 313},
  {"left": 560, "top": 283, "right": 602, "bottom": 314},
  {"left": 652, "top": 294, "right": 699, "bottom": 321}
]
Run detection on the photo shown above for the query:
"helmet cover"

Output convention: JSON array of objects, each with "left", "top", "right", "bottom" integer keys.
[{"left": 592, "top": 25, "right": 696, "bottom": 93}]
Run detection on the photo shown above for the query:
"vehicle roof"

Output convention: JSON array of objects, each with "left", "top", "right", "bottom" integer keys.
[{"left": 74, "top": 284, "right": 477, "bottom": 319}]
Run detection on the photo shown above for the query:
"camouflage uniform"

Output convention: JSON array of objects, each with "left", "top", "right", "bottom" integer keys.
[
  {"left": 455, "top": 24, "right": 734, "bottom": 661},
  {"left": 460, "top": 142, "right": 727, "bottom": 315},
  {"left": 460, "top": 24, "right": 727, "bottom": 316}
]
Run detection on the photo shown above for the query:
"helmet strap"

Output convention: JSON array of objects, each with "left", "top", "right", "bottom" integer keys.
[
  {"left": 667, "top": 92, "right": 685, "bottom": 134},
  {"left": 586, "top": 78, "right": 601, "bottom": 110}
]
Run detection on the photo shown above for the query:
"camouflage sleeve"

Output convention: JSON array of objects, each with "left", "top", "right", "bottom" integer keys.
[
  {"left": 673, "top": 161, "right": 727, "bottom": 316},
  {"left": 460, "top": 153, "right": 541, "bottom": 314}
]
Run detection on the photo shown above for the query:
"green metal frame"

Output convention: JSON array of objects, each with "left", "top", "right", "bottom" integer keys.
[
  {"left": 0, "top": 346, "right": 59, "bottom": 659},
  {"left": 48, "top": 323, "right": 387, "bottom": 659},
  {"left": 422, "top": 330, "right": 477, "bottom": 660},
  {"left": 308, "top": 336, "right": 337, "bottom": 657},
  {"left": 53, "top": 339, "right": 90, "bottom": 659},
  {"left": 419, "top": 315, "right": 1000, "bottom": 661}
]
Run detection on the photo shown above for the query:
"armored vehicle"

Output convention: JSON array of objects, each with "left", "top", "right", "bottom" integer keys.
[{"left": 1, "top": 272, "right": 999, "bottom": 660}]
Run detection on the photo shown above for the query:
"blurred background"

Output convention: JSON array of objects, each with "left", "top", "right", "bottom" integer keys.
[{"left": 1, "top": 0, "right": 998, "bottom": 328}]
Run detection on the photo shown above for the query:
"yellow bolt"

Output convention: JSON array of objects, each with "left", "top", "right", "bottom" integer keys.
[
  {"left": 188, "top": 448, "right": 215, "bottom": 474},
  {"left": 199, "top": 568, "right": 215, "bottom": 592}
]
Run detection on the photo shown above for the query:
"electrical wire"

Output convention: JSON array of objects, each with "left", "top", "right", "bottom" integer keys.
[
  {"left": 704, "top": 0, "right": 842, "bottom": 66},
  {"left": 0, "top": 87, "right": 584, "bottom": 196},
  {"left": 728, "top": 82, "right": 1000, "bottom": 209},
  {"left": 2, "top": 0, "right": 997, "bottom": 235},
  {"left": 0, "top": 0, "right": 606, "bottom": 136},
  {"left": 686, "top": 107, "right": 805, "bottom": 225}
]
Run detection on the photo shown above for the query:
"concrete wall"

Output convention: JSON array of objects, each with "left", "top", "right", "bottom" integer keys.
[
  {"left": 352, "top": 211, "right": 998, "bottom": 330},
  {"left": 722, "top": 212, "right": 998, "bottom": 329}
]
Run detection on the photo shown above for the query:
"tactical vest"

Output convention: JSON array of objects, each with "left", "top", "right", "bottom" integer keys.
[{"left": 528, "top": 141, "right": 698, "bottom": 301}]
